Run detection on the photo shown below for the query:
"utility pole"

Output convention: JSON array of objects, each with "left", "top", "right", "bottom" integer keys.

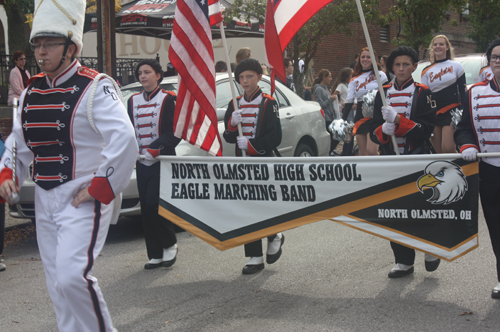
[{"left": 97, "top": 0, "right": 117, "bottom": 78}]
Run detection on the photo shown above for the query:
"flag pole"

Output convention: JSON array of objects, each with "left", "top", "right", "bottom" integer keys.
[
  {"left": 354, "top": 0, "right": 399, "bottom": 155},
  {"left": 218, "top": 22, "right": 246, "bottom": 156}
]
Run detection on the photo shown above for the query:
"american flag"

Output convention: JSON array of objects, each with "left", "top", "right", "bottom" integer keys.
[
  {"left": 169, "top": 0, "right": 223, "bottom": 156},
  {"left": 265, "top": 0, "right": 333, "bottom": 83}
]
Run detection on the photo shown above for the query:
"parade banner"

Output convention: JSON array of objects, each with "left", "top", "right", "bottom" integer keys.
[{"left": 158, "top": 155, "right": 478, "bottom": 261}]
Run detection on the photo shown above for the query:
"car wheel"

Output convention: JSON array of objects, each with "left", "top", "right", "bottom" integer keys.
[{"left": 294, "top": 144, "right": 314, "bottom": 157}]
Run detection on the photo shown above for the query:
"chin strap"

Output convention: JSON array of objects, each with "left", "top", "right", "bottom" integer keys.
[{"left": 52, "top": 38, "right": 73, "bottom": 73}]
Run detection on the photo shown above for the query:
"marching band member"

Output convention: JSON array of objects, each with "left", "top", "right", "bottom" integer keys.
[
  {"left": 223, "top": 58, "right": 285, "bottom": 274},
  {"left": 0, "top": 1, "right": 138, "bottom": 330},
  {"left": 420, "top": 35, "right": 466, "bottom": 153},
  {"left": 342, "top": 47, "right": 387, "bottom": 156},
  {"left": 455, "top": 38, "right": 500, "bottom": 299},
  {"left": 370, "top": 46, "right": 439, "bottom": 278},
  {"left": 128, "top": 59, "right": 180, "bottom": 270}
]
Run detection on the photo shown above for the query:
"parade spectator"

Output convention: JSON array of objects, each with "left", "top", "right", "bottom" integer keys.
[
  {"left": 421, "top": 35, "right": 466, "bottom": 154},
  {"left": 342, "top": 47, "right": 388, "bottom": 156},
  {"left": 128, "top": 59, "right": 181, "bottom": 270},
  {"left": 312, "top": 69, "right": 340, "bottom": 156},
  {"left": 380, "top": 55, "right": 395, "bottom": 82},
  {"left": 350, "top": 53, "right": 359, "bottom": 69},
  {"left": 261, "top": 63, "right": 269, "bottom": 75},
  {"left": 223, "top": 58, "right": 284, "bottom": 274},
  {"left": 163, "top": 62, "right": 176, "bottom": 77},
  {"left": 277, "top": 58, "right": 296, "bottom": 93},
  {"left": 370, "top": 46, "right": 439, "bottom": 278},
  {"left": 235, "top": 47, "right": 252, "bottom": 64},
  {"left": 332, "top": 67, "right": 354, "bottom": 155},
  {"left": 8, "top": 51, "right": 30, "bottom": 106},
  {"left": 0, "top": 1, "right": 138, "bottom": 330},
  {"left": 455, "top": 38, "right": 500, "bottom": 299},
  {"left": 215, "top": 60, "right": 228, "bottom": 73}
]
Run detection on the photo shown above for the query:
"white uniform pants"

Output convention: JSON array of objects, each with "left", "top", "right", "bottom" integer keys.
[{"left": 35, "top": 174, "right": 115, "bottom": 332}]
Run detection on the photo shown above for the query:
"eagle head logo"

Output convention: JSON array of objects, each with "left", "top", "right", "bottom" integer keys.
[{"left": 417, "top": 161, "right": 468, "bottom": 205}]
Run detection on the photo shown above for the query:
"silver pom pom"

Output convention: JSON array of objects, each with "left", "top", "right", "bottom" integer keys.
[
  {"left": 328, "top": 119, "right": 355, "bottom": 143},
  {"left": 362, "top": 89, "right": 378, "bottom": 118},
  {"left": 450, "top": 108, "right": 463, "bottom": 129}
]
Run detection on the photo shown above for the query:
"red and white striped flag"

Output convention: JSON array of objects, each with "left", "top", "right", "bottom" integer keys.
[
  {"left": 265, "top": 0, "right": 333, "bottom": 84},
  {"left": 169, "top": 0, "right": 223, "bottom": 156}
]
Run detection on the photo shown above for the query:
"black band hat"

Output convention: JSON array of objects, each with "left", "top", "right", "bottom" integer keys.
[
  {"left": 386, "top": 46, "right": 419, "bottom": 74},
  {"left": 234, "top": 58, "right": 263, "bottom": 84},
  {"left": 486, "top": 39, "right": 500, "bottom": 63}
]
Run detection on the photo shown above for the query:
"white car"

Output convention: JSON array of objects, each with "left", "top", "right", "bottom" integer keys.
[{"left": 9, "top": 74, "right": 330, "bottom": 222}]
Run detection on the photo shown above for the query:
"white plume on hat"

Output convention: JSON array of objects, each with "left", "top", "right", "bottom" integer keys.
[{"left": 30, "top": 0, "right": 86, "bottom": 55}]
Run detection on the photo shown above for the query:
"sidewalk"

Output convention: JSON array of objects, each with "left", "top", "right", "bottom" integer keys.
[{"left": 4, "top": 208, "right": 32, "bottom": 231}]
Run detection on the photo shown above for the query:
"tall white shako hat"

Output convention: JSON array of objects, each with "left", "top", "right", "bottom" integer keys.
[{"left": 30, "top": 0, "right": 85, "bottom": 57}]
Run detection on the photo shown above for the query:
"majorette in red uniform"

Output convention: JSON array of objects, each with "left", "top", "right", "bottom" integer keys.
[
  {"left": 370, "top": 46, "right": 440, "bottom": 278},
  {"left": 223, "top": 59, "right": 284, "bottom": 275},
  {"left": 127, "top": 59, "right": 181, "bottom": 270},
  {"left": 455, "top": 39, "right": 500, "bottom": 299},
  {"left": 0, "top": 1, "right": 138, "bottom": 331}
]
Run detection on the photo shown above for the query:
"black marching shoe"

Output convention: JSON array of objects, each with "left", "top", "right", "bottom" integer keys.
[
  {"left": 144, "top": 259, "right": 163, "bottom": 270},
  {"left": 161, "top": 256, "right": 177, "bottom": 268},
  {"left": 388, "top": 264, "right": 414, "bottom": 278},
  {"left": 492, "top": 284, "right": 500, "bottom": 299},
  {"left": 242, "top": 263, "right": 265, "bottom": 274},
  {"left": 424, "top": 258, "right": 441, "bottom": 272},
  {"left": 266, "top": 234, "right": 285, "bottom": 264}
]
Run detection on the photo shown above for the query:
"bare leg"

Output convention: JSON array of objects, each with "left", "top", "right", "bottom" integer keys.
[
  {"left": 357, "top": 134, "right": 368, "bottom": 156},
  {"left": 431, "top": 126, "right": 443, "bottom": 154},
  {"left": 366, "top": 134, "right": 379, "bottom": 155},
  {"left": 441, "top": 125, "right": 457, "bottom": 153}
]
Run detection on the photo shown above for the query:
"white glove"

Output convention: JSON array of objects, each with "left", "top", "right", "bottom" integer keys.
[
  {"left": 382, "top": 122, "right": 396, "bottom": 135},
  {"left": 144, "top": 151, "right": 156, "bottom": 161},
  {"left": 237, "top": 136, "right": 248, "bottom": 150},
  {"left": 230, "top": 110, "right": 243, "bottom": 127},
  {"left": 461, "top": 147, "right": 478, "bottom": 161},
  {"left": 382, "top": 106, "right": 397, "bottom": 123}
]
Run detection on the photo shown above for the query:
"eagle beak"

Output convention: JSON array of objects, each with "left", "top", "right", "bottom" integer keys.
[{"left": 417, "top": 173, "right": 442, "bottom": 192}]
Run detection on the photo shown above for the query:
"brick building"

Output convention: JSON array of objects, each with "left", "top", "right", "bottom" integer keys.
[{"left": 311, "top": 2, "right": 475, "bottom": 80}]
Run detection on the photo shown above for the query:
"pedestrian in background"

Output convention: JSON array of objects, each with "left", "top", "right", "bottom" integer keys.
[
  {"left": 8, "top": 51, "right": 30, "bottom": 106},
  {"left": 312, "top": 69, "right": 340, "bottom": 156}
]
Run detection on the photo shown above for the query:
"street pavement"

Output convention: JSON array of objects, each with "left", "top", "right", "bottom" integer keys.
[{"left": 1, "top": 205, "right": 500, "bottom": 332}]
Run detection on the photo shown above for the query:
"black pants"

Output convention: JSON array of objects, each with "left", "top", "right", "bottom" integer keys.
[
  {"left": 479, "top": 161, "right": 500, "bottom": 282},
  {"left": 245, "top": 235, "right": 277, "bottom": 257},
  {"left": 391, "top": 241, "right": 415, "bottom": 266},
  {"left": 137, "top": 162, "right": 177, "bottom": 260},
  {"left": 0, "top": 203, "right": 4, "bottom": 255},
  {"left": 325, "top": 120, "right": 340, "bottom": 155}
]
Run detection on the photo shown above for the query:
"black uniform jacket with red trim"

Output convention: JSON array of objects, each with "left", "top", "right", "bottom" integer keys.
[
  {"left": 370, "top": 78, "right": 435, "bottom": 155},
  {"left": 127, "top": 87, "right": 181, "bottom": 157},
  {"left": 223, "top": 87, "right": 282, "bottom": 157},
  {"left": 455, "top": 78, "right": 500, "bottom": 154}
]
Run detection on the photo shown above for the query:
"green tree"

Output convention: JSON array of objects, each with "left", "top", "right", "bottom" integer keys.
[
  {"left": 224, "top": 0, "right": 380, "bottom": 98},
  {"left": 0, "top": 0, "right": 33, "bottom": 56},
  {"left": 385, "top": 0, "right": 465, "bottom": 53},
  {"left": 462, "top": 0, "right": 500, "bottom": 53}
]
